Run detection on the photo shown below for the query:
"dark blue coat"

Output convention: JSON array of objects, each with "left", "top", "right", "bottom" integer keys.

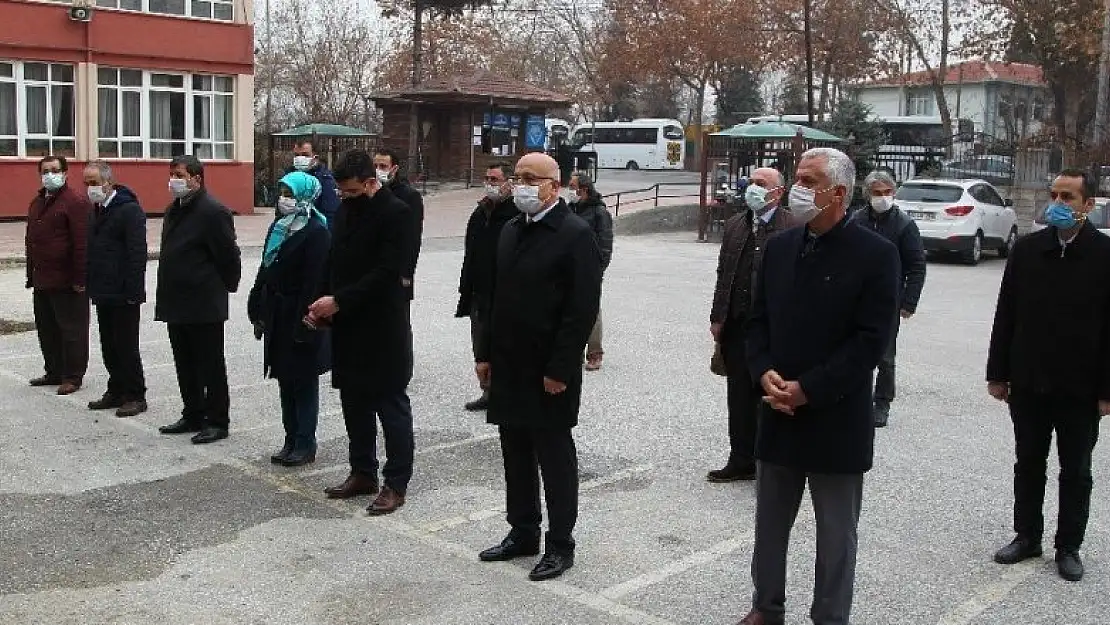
[
  {"left": 247, "top": 217, "right": 332, "bottom": 381},
  {"left": 86, "top": 185, "right": 147, "bottom": 306},
  {"left": 746, "top": 219, "right": 900, "bottom": 474},
  {"left": 286, "top": 164, "right": 341, "bottom": 227}
]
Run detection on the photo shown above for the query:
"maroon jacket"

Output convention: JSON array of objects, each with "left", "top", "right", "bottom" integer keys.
[{"left": 25, "top": 184, "right": 91, "bottom": 291}]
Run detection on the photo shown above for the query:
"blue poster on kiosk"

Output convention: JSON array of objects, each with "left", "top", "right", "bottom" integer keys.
[{"left": 525, "top": 115, "right": 546, "bottom": 150}]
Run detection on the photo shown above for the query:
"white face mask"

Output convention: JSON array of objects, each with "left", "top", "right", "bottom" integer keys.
[
  {"left": 292, "top": 155, "right": 313, "bottom": 171},
  {"left": 745, "top": 184, "right": 770, "bottom": 213},
  {"left": 484, "top": 184, "right": 502, "bottom": 200},
  {"left": 870, "top": 195, "right": 893, "bottom": 213},
  {"left": 375, "top": 168, "right": 392, "bottom": 185},
  {"left": 789, "top": 184, "right": 824, "bottom": 225},
  {"left": 41, "top": 172, "right": 66, "bottom": 192},
  {"left": 277, "top": 196, "right": 299, "bottom": 215},
  {"left": 168, "top": 178, "right": 190, "bottom": 198},
  {"left": 513, "top": 184, "right": 543, "bottom": 215},
  {"left": 561, "top": 188, "right": 577, "bottom": 203},
  {"left": 87, "top": 185, "right": 108, "bottom": 205}
]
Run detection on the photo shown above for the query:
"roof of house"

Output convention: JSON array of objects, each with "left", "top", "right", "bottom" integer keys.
[
  {"left": 858, "top": 60, "right": 1044, "bottom": 89},
  {"left": 373, "top": 70, "right": 571, "bottom": 106}
]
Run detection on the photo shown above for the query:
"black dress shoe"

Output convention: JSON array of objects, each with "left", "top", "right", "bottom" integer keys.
[
  {"left": 281, "top": 447, "right": 317, "bottom": 467},
  {"left": 479, "top": 535, "right": 541, "bottom": 562},
  {"left": 1056, "top": 549, "right": 1084, "bottom": 581},
  {"left": 159, "top": 418, "right": 203, "bottom": 435},
  {"left": 994, "top": 535, "right": 1042, "bottom": 565},
  {"left": 464, "top": 395, "right": 489, "bottom": 411},
  {"left": 190, "top": 426, "right": 229, "bottom": 444},
  {"left": 88, "top": 393, "right": 123, "bottom": 410},
  {"left": 270, "top": 439, "right": 294, "bottom": 464},
  {"left": 29, "top": 375, "right": 61, "bottom": 387},
  {"left": 707, "top": 463, "right": 757, "bottom": 483},
  {"left": 529, "top": 551, "right": 574, "bottom": 581}
]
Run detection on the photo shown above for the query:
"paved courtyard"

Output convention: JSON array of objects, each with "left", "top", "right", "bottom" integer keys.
[{"left": 1, "top": 232, "right": 1108, "bottom": 625}]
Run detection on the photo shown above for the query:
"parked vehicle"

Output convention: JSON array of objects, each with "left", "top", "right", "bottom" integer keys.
[
  {"left": 895, "top": 178, "right": 1018, "bottom": 265},
  {"left": 1029, "top": 197, "right": 1110, "bottom": 236},
  {"left": 569, "top": 118, "right": 686, "bottom": 170},
  {"left": 940, "top": 155, "right": 1015, "bottom": 187}
]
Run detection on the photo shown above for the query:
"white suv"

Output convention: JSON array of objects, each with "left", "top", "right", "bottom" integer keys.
[{"left": 894, "top": 178, "right": 1018, "bottom": 265}]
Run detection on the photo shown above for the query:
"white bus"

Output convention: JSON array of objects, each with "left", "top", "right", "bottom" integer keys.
[{"left": 569, "top": 118, "right": 686, "bottom": 170}]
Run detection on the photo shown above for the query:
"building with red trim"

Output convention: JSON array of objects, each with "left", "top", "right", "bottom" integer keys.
[{"left": 0, "top": 0, "right": 254, "bottom": 218}]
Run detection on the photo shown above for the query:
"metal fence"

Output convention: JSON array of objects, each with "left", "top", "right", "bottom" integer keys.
[{"left": 602, "top": 182, "right": 702, "bottom": 217}]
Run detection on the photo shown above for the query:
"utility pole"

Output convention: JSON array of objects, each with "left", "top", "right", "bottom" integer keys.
[
  {"left": 408, "top": 0, "right": 424, "bottom": 178},
  {"left": 264, "top": 0, "right": 274, "bottom": 192},
  {"left": 803, "top": 0, "right": 815, "bottom": 126},
  {"left": 1093, "top": 0, "right": 1110, "bottom": 146}
]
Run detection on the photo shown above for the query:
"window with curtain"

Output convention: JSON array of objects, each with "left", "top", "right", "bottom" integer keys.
[
  {"left": 94, "top": 67, "right": 235, "bottom": 161},
  {"left": 3, "top": 61, "right": 76, "bottom": 158},
  {"left": 98, "top": 0, "right": 230, "bottom": 20}
]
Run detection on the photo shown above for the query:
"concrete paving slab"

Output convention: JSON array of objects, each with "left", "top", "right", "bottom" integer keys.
[{"left": 1, "top": 232, "right": 1109, "bottom": 624}]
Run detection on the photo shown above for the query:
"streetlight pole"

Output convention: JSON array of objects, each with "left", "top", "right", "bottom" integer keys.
[
  {"left": 803, "top": 0, "right": 815, "bottom": 126},
  {"left": 408, "top": 0, "right": 423, "bottom": 177}
]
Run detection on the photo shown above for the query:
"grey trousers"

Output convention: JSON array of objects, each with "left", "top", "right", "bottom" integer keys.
[{"left": 751, "top": 461, "right": 864, "bottom": 625}]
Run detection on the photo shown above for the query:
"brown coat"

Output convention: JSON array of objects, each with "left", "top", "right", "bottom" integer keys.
[
  {"left": 710, "top": 207, "right": 791, "bottom": 324},
  {"left": 25, "top": 184, "right": 91, "bottom": 291}
]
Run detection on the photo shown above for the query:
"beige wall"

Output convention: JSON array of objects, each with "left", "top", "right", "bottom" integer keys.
[
  {"left": 235, "top": 73, "right": 254, "bottom": 161},
  {"left": 76, "top": 62, "right": 96, "bottom": 161}
]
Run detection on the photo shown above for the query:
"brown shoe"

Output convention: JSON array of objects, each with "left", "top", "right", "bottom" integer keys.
[
  {"left": 57, "top": 381, "right": 81, "bottom": 395},
  {"left": 367, "top": 486, "right": 405, "bottom": 516},
  {"left": 116, "top": 400, "right": 148, "bottom": 418},
  {"left": 584, "top": 353, "right": 603, "bottom": 371},
  {"left": 735, "top": 610, "right": 771, "bottom": 625},
  {"left": 324, "top": 472, "right": 379, "bottom": 499}
]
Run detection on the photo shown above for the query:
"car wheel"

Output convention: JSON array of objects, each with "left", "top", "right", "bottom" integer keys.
[
  {"left": 962, "top": 231, "right": 983, "bottom": 266},
  {"left": 999, "top": 227, "right": 1017, "bottom": 258},
  {"left": 625, "top": 161, "right": 639, "bottom": 171}
]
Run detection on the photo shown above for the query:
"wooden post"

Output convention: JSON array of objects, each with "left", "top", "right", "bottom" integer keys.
[{"left": 698, "top": 131, "right": 710, "bottom": 241}]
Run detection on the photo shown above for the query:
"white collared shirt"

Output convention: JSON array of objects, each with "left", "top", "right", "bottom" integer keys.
[{"left": 528, "top": 201, "right": 559, "bottom": 223}]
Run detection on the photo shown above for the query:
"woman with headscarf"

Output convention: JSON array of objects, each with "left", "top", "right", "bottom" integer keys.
[{"left": 248, "top": 171, "right": 332, "bottom": 466}]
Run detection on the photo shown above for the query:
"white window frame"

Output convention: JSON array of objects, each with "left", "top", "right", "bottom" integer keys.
[
  {"left": 96, "top": 67, "right": 145, "bottom": 159},
  {"left": 0, "top": 60, "right": 76, "bottom": 159},
  {"left": 95, "top": 0, "right": 234, "bottom": 22},
  {"left": 190, "top": 74, "right": 235, "bottom": 160},
  {"left": 906, "top": 92, "right": 934, "bottom": 117},
  {"left": 95, "top": 67, "right": 236, "bottom": 161}
]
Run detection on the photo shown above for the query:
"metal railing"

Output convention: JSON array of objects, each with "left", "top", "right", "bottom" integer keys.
[{"left": 602, "top": 182, "right": 702, "bottom": 216}]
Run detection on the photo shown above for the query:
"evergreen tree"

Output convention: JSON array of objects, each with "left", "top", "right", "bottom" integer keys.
[
  {"left": 818, "top": 99, "right": 887, "bottom": 179},
  {"left": 715, "top": 66, "right": 764, "bottom": 127}
]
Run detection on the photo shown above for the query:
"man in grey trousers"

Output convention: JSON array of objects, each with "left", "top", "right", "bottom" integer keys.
[{"left": 736, "top": 148, "right": 900, "bottom": 625}]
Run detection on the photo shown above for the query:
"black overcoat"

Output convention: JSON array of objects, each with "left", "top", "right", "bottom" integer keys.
[
  {"left": 247, "top": 216, "right": 332, "bottom": 381},
  {"left": 323, "top": 188, "right": 416, "bottom": 393},
  {"left": 87, "top": 185, "right": 148, "bottom": 306},
  {"left": 746, "top": 219, "right": 900, "bottom": 474},
  {"left": 477, "top": 200, "right": 603, "bottom": 429}
]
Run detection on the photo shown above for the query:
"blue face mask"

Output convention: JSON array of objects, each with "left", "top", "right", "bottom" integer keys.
[{"left": 1044, "top": 202, "right": 1079, "bottom": 229}]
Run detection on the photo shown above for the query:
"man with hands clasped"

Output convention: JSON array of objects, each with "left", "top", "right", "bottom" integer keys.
[
  {"left": 474, "top": 153, "right": 602, "bottom": 582},
  {"left": 736, "top": 148, "right": 899, "bottom": 625},
  {"left": 986, "top": 168, "right": 1110, "bottom": 583}
]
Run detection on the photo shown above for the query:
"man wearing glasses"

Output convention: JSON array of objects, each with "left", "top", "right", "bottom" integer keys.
[
  {"left": 707, "top": 167, "right": 791, "bottom": 483},
  {"left": 474, "top": 153, "right": 602, "bottom": 581},
  {"left": 456, "top": 162, "right": 517, "bottom": 411}
]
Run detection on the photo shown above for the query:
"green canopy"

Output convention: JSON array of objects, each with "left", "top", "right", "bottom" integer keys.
[
  {"left": 711, "top": 121, "right": 845, "bottom": 143},
  {"left": 272, "top": 123, "right": 372, "bottom": 137}
]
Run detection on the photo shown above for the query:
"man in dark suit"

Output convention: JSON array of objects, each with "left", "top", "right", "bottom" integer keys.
[
  {"left": 474, "top": 152, "right": 602, "bottom": 582},
  {"left": 736, "top": 148, "right": 900, "bottom": 625},
  {"left": 456, "top": 162, "right": 517, "bottom": 411},
  {"left": 156, "top": 155, "right": 242, "bottom": 445},
  {"left": 82, "top": 159, "right": 149, "bottom": 418},
  {"left": 309, "top": 149, "right": 416, "bottom": 516},
  {"left": 850, "top": 169, "right": 927, "bottom": 427},
  {"left": 708, "top": 167, "right": 790, "bottom": 483},
  {"left": 374, "top": 149, "right": 424, "bottom": 300},
  {"left": 987, "top": 168, "right": 1110, "bottom": 582},
  {"left": 289, "top": 140, "right": 340, "bottom": 226}
]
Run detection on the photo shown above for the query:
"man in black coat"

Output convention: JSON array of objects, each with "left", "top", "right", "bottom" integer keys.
[
  {"left": 156, "top": 155, "right": 242, "bottom": 445},
  {"left": 850, "top": 169, "right": 927, "bottom": 427},
  {"left": 374, "top": 149, "right": 424, "bottom": 300},
  {"left": 82, "top": 160, "right": 148, "bottom": 418},
  {"left": 474, "top": 153, "right": 602, "bottom": 582},
  {"left": 289, "top": 140, "right": 341, "bottom": 226},
  {"left": 568, "top": 173, "right": 613, "bottom": 371},
  {"left": 309, "top": 149, "right": 416, "bottom": 516},
  {"left": 736, "top": 148, "right": 899, "bottom": 625},
  {"left": 456, "top": 162, "right": 517, "bottom": 412},
  {"left": 707, "top": 167, "right": 790, "bottom": 483},
  {"left": 987, "top": 168, "right": 1110, "bottom": 583}
]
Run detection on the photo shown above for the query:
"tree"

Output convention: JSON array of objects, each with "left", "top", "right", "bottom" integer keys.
[
  {"left": 775, "top": 71, "right": 811, "bottom": 115},
  {"left": 715, "top": 66, "right": 763, "bottom": 126},
  {"left": 968, "top": 0, "right": 1106, "bottom": 152},
  {"left": 818, "top": 99, "right": 887, "bottom": 178}
]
